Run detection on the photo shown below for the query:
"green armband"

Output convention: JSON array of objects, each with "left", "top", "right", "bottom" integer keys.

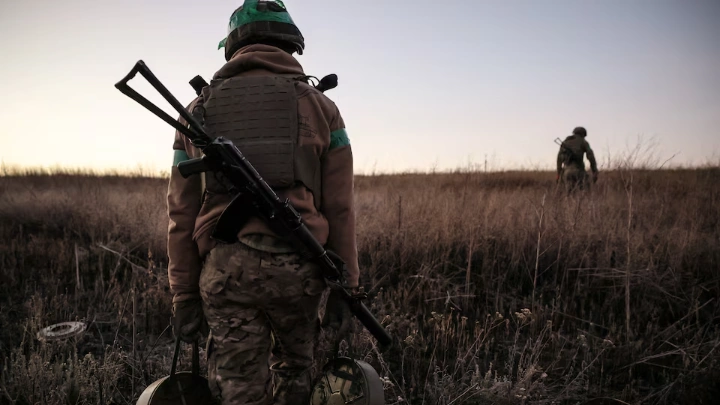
[
  {"left": 173, "top": 150, "right": 190, "bottom": 166},
  {"left": 329, "top": 128, "right": 350, "bottom": 150}
]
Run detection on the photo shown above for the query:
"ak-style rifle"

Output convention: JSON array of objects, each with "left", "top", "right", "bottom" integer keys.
[{"left": 115, "top": 60, "right": 391, "bottom": 347}]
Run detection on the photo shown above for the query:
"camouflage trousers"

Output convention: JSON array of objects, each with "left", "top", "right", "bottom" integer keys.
[
  {"left": 199, "top": 242, "right": 327, "bottom": 405},
  {"left": 561, "top": 166, "right": 589, "bottom": 193}
]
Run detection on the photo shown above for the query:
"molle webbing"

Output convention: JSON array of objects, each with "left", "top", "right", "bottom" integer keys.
[{"left": 199, "top": 75, "right": 321, "bottom": 209}]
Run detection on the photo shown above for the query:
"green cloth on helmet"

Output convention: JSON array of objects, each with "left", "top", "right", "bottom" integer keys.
[{"left": 218, "top": 0, "right": 297, "bottom": 50}]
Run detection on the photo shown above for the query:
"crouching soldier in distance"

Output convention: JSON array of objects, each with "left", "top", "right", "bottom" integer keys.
[
  {"left": 557, "top": 126, "right": 599, "bottom": 192},
  {"left": 166, "top": 1, "right": 360, "bottom": 404}
]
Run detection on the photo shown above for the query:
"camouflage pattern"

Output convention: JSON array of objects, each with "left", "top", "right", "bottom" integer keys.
[
  {"left": 557, "top": 131, "right": 598, "bottom": 192},
  {"left": 199, "top": 242, "right": 327, "bottom": 405}
]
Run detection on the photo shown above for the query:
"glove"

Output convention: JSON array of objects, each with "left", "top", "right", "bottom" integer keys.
[
  {"left": 592, "top": 171, "right": 599, "bottom": 183},
  {"left": 321, "top": 288, "right": 354, "bottom": 340},
  {"left": 171, "top": 293, "right": 209, "bottom": 343}
]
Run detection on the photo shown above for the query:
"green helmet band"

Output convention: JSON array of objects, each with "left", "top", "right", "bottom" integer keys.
[{"left": 218, "top": 0, "right": 304, "bottom": 60}]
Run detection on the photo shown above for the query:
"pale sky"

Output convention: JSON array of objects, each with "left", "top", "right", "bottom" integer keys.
[{"left": 1, "top": 0, "right": 719, "bottom": 174}]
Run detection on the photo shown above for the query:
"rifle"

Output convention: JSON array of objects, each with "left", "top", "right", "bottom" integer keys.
[
  {"left": 554, "top": 137, "right": 574, "bottom": 157},
  {"left": 554, "top": 137, "right": 569, "bottom": 182},
  {"left": 115, "top": 60, "right": 392, "bottom": 347}
]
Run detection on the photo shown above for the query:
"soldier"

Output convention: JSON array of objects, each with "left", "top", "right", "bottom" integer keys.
[
  {"left": 166, "top": 1, "right": 360, "bottom": 404},
  {"left": 556, "top": 126, "right": 599, "bottom": 192}
]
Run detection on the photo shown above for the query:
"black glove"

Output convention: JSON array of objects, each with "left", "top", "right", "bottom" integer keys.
[
  {"left": 592, "top": 171, "right": 599, "bottom": 183},
  {"left": 171, "top": 294, "right": 209, "bottom": 343},
  {"left": 321, "top": 288, "right": 354, "bottom": 340}
]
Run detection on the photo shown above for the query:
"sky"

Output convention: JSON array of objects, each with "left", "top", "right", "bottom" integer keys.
[{"left": 1, "top": 0, "right": 719, "bottom": 174}]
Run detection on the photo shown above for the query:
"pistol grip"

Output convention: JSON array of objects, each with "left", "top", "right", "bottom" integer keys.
[{"left": 177, "top": 157, "right": 209, "bottom": 178}]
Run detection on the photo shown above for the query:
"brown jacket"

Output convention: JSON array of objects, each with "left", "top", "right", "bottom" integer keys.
[{"left": 167, "top": 44, "right": 359, "bottom": 297}]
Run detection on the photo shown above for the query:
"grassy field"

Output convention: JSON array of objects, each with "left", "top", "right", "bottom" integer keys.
[{"left": 0, "top": 167, "right": 718, "bottom": 404}]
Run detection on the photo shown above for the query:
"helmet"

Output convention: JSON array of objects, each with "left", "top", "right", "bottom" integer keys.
[
  {"left": 310, "top": 357, "right": 384, "bottom": 405},
  {"left": 218, "top": 0, "right": 305, "bottom": 61},
  {"left": 572, "top": 127, "right": 587, "bottom": 137}
]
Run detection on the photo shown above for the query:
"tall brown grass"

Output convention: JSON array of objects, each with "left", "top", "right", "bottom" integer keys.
[{"left": 0, "top": 167, "right": 718, "bottom": 404}]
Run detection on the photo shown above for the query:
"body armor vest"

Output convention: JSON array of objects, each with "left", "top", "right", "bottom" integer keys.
[
  {"left": 562, "top": 136, "right": 585, "bottom": 168},
  {"left": 196, "top": 75, "right": 322, "bottom": 209}
]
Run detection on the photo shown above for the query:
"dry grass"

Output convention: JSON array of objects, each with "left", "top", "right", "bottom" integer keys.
[{"left": 0, "top": 166, "right": 719, "bottom": 404}]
